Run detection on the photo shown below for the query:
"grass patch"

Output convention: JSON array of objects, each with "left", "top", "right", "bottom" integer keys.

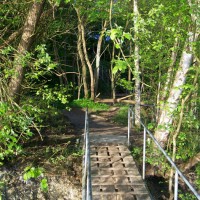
[
  {"left": 69, "top": 99, "right": 109, "bottom": 111},
  {"left": 112, "top": 105, "right": 128, "bottom": 125}
]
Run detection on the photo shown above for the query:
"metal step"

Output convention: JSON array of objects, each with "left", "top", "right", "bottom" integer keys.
[{"left": 90, "top": 144, "right": 151, "bottom": 200}]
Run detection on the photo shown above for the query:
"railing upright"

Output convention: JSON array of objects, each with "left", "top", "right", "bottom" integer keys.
[
  {"left": 142, "top": 127, "right": 146, "bottom": 180},
  {"left": 82, "top": 108, "right": 92, "bottom": 200},
  {"left": 128, "top": 106, "right": 200, "bottom": 200},
  {"left": 128, "top": 107, "right": 131, "bottom": 146},
  {"left": 128, "top": 105, "right": 134, "bottom": 146},
  {"left": 174, "top": 171, "right": 178, "bottom": 200}
]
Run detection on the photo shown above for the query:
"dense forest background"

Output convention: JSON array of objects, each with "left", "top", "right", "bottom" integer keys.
[{"left": 0, "top": 0, "right": 199, "bottom": 199}]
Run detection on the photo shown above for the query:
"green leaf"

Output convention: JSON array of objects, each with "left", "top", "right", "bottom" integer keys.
[
  {"left": 23, "top": 172, "right": 31, "bottom": 181},
  {"left": 123, "top": 32, "right": 132, "bottom": 40},
  {"left": 112, "top": 60, "right": 127, "bottom": 74},
  {"left": 115, "top": 43, "right": 120, "bottom": 49},
  {"left": 110, "top": 29, "right": 117, "bottom": 40},
  {"left": 109, "top": 28, "right": 123, "bottom": 41},
  {"left": 112, "top": 66, "right": 119, "bottom": 74},
  {"left": 40, "top": 178, "right": 48, "bottom": 192}
]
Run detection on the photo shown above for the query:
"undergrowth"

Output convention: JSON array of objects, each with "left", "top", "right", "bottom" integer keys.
[
  {"left": 69, "top": 98, "right": 109, "bottom": 111},
  {"left": 112, "top": 105, "right": 128, "bottom": 125}
]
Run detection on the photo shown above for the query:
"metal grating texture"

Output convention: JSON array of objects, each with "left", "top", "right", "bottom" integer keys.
[{"left": 90, "top": 145, "right": 151, "bottom": 200}]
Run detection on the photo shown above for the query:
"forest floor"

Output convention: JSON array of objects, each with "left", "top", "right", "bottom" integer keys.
[{"left": 0, "top": 110, "right": 82, "bottom": 200}]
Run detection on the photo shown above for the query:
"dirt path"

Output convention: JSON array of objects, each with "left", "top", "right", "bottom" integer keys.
[{"left": 63, "top": 108, "right": 129, "bottom": 144}]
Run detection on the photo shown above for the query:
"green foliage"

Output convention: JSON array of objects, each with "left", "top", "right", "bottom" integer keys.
[
  {"left": 25, "top": 44, "right": 57, "bottom": 81},
  {"left": 70, "top": 99, "right": 109, "bottom": 111},
  {"left": 0, "top": 0, "right": 29, "bottom": 32},
  {"left": 147, "top": 122, "right": 156, "bottom": 131},
  {"left": 23, "top": 166, "right": 43, "bottom": 180},
  {"left": 23, "top": 166, "right": 48, "bottom": 192},
  {"left": 131, "top": 147, "right": 142, "bottom": 161},
  {"left": 116, "top": 78, "right": 133, "bottom": 91},
  {"left": 175, "top": 107, "right": 200, "bottom": 161},
  {"left": 179, "top": 193, "right": 197, "bottom": 200},
  {"left": 146, "top": 144, "right": 171, "bottom": 174},
  {"left": 112, "top": 105, "right": 128, "bottom": 125},
  {"left": 112, "top": 59, "right": 128, "bottom": 75},
  {"left": 40, "top": 178, "right": 48, "bottom": 192},
  {"left": 0, "top": 43, "right": 71, "bottom": 165},
  {"left": 36, "top": 84, "right": 71, "bottom": 109},
  {"left": 0, "top": 181, "right": 4, "bottom": 200},
  {"left": 195, "top": 164, "right": 200, "bottom": 190},
  {"left": 0, "top": 102, "right": 34, "bottom": 165},
  {"left": 107, "top": 27, "right": 123, "bottom": 41},
  {"left": 107, "top": 27, "right": 132, "bottom": 42}
]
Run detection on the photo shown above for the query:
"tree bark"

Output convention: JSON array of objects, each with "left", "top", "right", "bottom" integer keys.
[
  {"left": 162, "top": 36, "right": 180, "bottom": 101},
  {"left": 156, "top": 36, "right": 180, "bottom": 123},
  {"left": 8, "top": 0, "right": 45, "bottom": 103},
  {"left": 154, "top": 31, "right": 197, "bottom": 148},
  {"left": 77, "top": 23, "right": 88, "bottom": 99},
  {"left": 94, "top": 20, "right": 107, "bottom": 95},
  {"left": 111, "top": 45, "right": 116, "bottom": 100},
  {"left": 80, "top": 22, "right": 95, "bottom": 100},
  {"left": 75, "top": 7, "right": 95, "bottom": 100},
  {"left": 133, "top": 0, "right": 141, "bottom": 127},
  {"left": 180, "top": 152, "right": 200, "bottom": 172}
]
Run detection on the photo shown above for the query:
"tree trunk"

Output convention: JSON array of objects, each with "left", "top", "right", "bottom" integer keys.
[
  {"left": 162, "top": 37, "right": 180, "bottom": 101},
  {"left": 154, "top": 31, "right": 197, "bottom": 148},
  {"left": 156, "top": 37, "right": 180, "bottom": 123},
  {"left": 111, "top": 45, "right": 116, "bottom": 100},
  {"left": 77, "top": 23, "right": 88, "bottom": 99},
  {"left": 8, "top": 0, "right": 45, "bottom": 103},
  {"left": 94, "top": 20, "right": 107, "bottom": 95},
  {"left": 80, "top": 22, "right": 95, "bottom": 100},
  {"left": 75, "top": 8, "right": 95, "bottom": 100},
  {"left": 133, "top": 0, "right": 141, "bottom": 127},
  {"left": 180, "top": 152, "right": 200, "bottom": 172}
]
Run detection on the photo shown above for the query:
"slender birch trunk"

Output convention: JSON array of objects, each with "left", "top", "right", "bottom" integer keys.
[
  {"left": 80, "top": 22, "right": 95, "bottom": 100},
  {"left": 111, "top": 45, "right": 116, "bottom": 100},
  {"left": 8, "top": 0, "right": 45, "bottom": 103},
  {"left": 156, "top": 36, "right": 180, "bottom": 122},
  {"left": 95, "top": 20, "right": 107, "bottom": 95},
  {"left": 155, "top": 0, "right": 200, "bottom": 148},
  {"left": 75, "top": 8, "right": 95, "bottom": 100},
  {"left": 161, "top": 36, "right": 180, "bottom": 101},
  {"left": 77, "top": 23, "right": 88, "bottom": 99},
  {"left": 154, "top": 31, "right": 197, "bottom": 148},
  {"left": 133, "top": 0, "right": 141, "bottom": 127}
]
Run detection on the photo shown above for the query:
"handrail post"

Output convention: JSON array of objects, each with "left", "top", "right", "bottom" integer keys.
[
  {"left": 86, "top": 113, "right": 92, "bottom": 200},
  {"left": 82, "top": 109, "right": 87, "bottom": 200},
  {"left": 82, "top": 108, "right": 92, "bottom": 200},
  {"left": 142, "top": 127, "right": 147, "bottom": 180},
  {"left": 174, "top": 170, "right": 178, "bottom": 200},
  {"left": 130, "top": 105, "right": 134, "bottom": 128},
  {"left": 128, "top": 106, "right": 130, "bottom": 146}
]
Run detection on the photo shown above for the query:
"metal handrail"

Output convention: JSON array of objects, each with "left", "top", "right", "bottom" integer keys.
[
  {"left": 128, "top": 106, "right": 200, "bottom": 200},
  {"left": 82, "top": 108, "right": 92, "bottom": 200}
]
